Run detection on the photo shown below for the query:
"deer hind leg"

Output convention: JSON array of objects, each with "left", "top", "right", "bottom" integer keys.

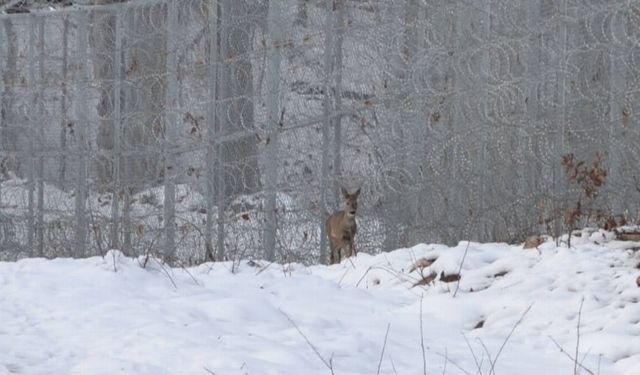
[
  {"left": 329, "top": 245, "right": 337, "bottom": 265},
  {"left": 336, "top": 245, "right": 344, "bottom": 264},
  {"left": 340, "top": 234, "right": 353, "bottom": 259},
  {"left": 329, "top": 241, "right": 341, "bottom": 265},
  {"left": 342, "top": 242, "right": 352, "bottom": 259}
]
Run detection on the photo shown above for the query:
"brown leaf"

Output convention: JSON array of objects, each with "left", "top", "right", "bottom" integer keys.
[
  {"left": 440, "top": 271, "right": 461, "bottom": 283},
  {"left": 408, "top": 257, "right": 437, "bottom": 273},
  {"left": 412, "top": 272, "right": 437, "bottom": 288}
]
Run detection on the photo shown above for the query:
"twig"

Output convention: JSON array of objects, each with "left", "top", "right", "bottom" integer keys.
[
  {"left": 160, "top": 263, "right": 177, "bottom": 289},
  {"left": 181, "top": 265, "right": 200, "bottom": 286},
  {"left": 338, "top": 264, "right": 353, "bottom": 286},
  {"left": 420, "top": 294, "right": 427, "bottom": 375},
  {"left": 431, "top": 350, "right": 473, "bottom": 375},
  {"left": 376, "top": 323, "right": 392, "bottom": 375},
  {"left": 255, "top": 261, "right": 275, "bottom": 275},
  {"left": 389, "top": 356, "right": 399, "bottom": 375},
  {"left": 548, "top": 336, "right": 596, "bottom": 375},
  {"left": 461, "top": 333, "right": 483, "bottom": 375},
  {"left": 442, "top": 348, "right": 447, "bottom": 375},
  {"left": 488, "top": 304, "right": 533, "bottom": 375},
  {"left": 579, "top": 348, "right": 593, "bottom": 373},
  {"left": 575, "top": 297, "right": 584, "bottom": 375},
  {"left": 203, "top": 367, "right": 216, "bottom": 374},
  {"left": 280, "top": 309, "right": 335, "bottom": 374},
  {"left": 149, "top": 257, "right": 177, "bottom": 289},
  {"left": 453, "top": 240, "right": 471, "bottom": 297},
  {"left": 478, "top": 337, "right": 494, "bottom": 373},
  {"left": 355, "top": 266, "right": 373, "bottom": 287}
]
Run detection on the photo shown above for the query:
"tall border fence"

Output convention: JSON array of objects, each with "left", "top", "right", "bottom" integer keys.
[{"left": 0, "top": 0, "right": 639, "bottom": 264}]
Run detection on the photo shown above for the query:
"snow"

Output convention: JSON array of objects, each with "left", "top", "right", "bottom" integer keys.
[{"left": 1, "top": 230, "right": 639, "bottom": 374}]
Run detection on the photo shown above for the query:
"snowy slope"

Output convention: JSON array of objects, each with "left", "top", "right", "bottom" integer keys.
[{"left": 0, "top": 230, "right": 639, "bottom": 374}]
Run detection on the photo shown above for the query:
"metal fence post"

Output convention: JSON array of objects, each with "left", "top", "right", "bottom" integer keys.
[
  {"left": 27, "top": 14, "right": 36, "bottom": 256},
  {"left": 74, "top": 10, "right": 89, "bottom": 257},
  {"left": 36, "top": 16, "right": 45, "bottom": 257},
  {"left": 332, "top": 0, "right": 344, "bottom": 201},
  {"left": 607, "top": 7, "right": 626, "bottom": 218},
  {"left": 110, "top": 8, "right": 123, "bottom": 251},
  {"left": 553, "top": 0, "right": 570, "bottom": 239},
  {"left": 205, "top": 0, "right": 219, "bottom": 262},
  {"left": 164, "top": 0, "right": 178, "bottom": 261},
  {"left": 263, "top": 0, "right": 284, "bottom": 262},
  {"left": 0, "top": 18, "right": 3, "bottom": 219},
  {"left": 319, "top": 0, "right": 336, "bottom": 264},
  {"left": 478, "top": 0, "right": 491, "bottom": 241},
  {"left": 215, "top": 0, "right": 229, "bottom": 261}
]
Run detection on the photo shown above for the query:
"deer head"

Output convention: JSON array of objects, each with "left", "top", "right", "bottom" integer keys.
[{"left": 341, "top": 187, "right": 360, "bottom": 217}]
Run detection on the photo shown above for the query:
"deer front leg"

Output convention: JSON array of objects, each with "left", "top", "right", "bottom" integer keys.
[
  {"left": 342, "top": 242, "right": 351, "bottom": 259},
  {"left": 330, "top": 241, "right": 343, "bottom": 265}
]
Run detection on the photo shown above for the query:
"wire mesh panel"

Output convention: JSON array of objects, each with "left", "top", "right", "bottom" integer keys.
[{"left": 0, "top": 0, "right": 638, "bottom": 264}]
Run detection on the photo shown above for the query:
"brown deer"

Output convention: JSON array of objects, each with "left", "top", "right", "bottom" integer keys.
[{"left": 326, "top": 187, "right": 360, "bottom": 264}]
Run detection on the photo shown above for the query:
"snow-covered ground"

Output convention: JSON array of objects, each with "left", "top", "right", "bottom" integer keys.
[{"left": 1, "top": 230, "right": 639, "bottom": 374}]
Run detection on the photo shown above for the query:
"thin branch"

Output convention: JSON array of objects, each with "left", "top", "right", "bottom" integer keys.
[
  {"left": 461, "top": 333, "right": 483, "bottom": 375},
  {"left": 389, "top": 356, "right": 399, "bottom": 375},
  {"left": 280, "top": 309, "right": 335, "bottom": 374},
  {"left": 376, "top": 323, "right": 391, "bottom": 375},
  {"left": 203, "top": 367, "right": 216, "bottom": 374},
  {"left": 575, "top": 297, "right": 585, "bottom": 375},
  {"left": 488, "top": 303, "right": 533, "bottom": 375},
  {"left": 442, "top": 348, "right": 447, "bottom": 375},
  {"left": 159, "top": 261, "right": 178, "bottom": 289},
  {"left": 431, "top": 350, "right": 473, "bottom": 375},
  {"left": 420, "top": 294, "right": 427, "bottom": 375},
  {"left": 453, "top": 240, "right": 471, "bottom": 297},
  {"left": 337, "top": 264, "right": 353, "bottom": 286},
  {"left": 579, "top": 347, "right": 593, "bottom": 373},
  {"left": 145, "top": 257, "right": 178, "bottom": 289},
  {"left": 548, "top": 336, "right": 596, "bottom": 375},
  {"left": 477, "top": 337, "right": 493, "bottom": 373},
  {"left": 355, "top": 266, "right": 373, "bottom": 287},
  {"left": 181, "top": 265, "right": 200, "bottom": 286},
  {"left": 255, "top": 261, "right": 275, "bottom": 276}
]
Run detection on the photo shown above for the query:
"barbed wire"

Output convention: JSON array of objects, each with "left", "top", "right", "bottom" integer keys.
[{"left": 0, "top": 0, "right": 638, "bottom": 264}]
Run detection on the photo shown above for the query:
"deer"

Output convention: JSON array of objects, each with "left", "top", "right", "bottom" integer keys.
[{"left": 326, "top": 187, "right": 360, "bottom": 265}]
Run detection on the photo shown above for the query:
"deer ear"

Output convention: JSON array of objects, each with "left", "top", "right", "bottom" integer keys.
[
  {"left": 354, "top": 187, "right": 361, "bottom": 197},
  {"left": 341, "top": 187, "right": 349, "bottom": 197}
]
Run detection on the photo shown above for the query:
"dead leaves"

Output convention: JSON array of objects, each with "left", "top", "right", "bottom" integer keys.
[{"left": 408, "top": 257, "right": 437, "bottom": 273}]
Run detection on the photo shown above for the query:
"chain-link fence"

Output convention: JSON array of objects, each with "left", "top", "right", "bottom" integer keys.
[{"left": 0, "top": 0, "right": 639, "bottom": 264}]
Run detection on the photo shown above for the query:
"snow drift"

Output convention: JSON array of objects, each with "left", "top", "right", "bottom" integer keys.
[{"left": 1, "top": 229, "right": 639, "bottom": 374}]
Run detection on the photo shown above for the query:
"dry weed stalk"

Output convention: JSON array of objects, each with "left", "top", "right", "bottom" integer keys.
[{"left": 561, "top": 152, "right": 617, "bottom": 246}]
